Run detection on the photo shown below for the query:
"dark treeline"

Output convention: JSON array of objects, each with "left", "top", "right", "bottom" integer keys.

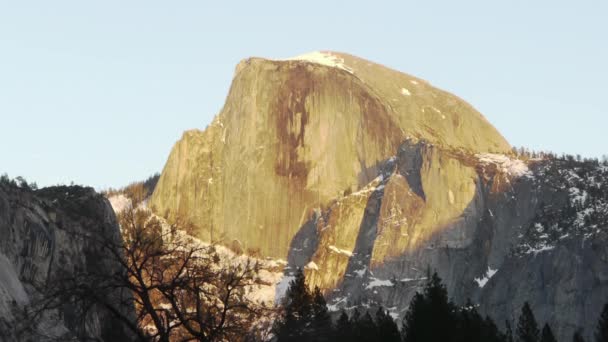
[
  {"left": 0, "top": 173, "right": 38, "bottom": 191},
  {"left": 511, "top": 146, "right": 608, "bottom": 166},
  {"left": 273, "top": 269, "right": 608, "bottom": 342}
]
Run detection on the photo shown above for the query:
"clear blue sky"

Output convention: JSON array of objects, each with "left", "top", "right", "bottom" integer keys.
[{"left": 1, "top": 1, "right": 606, "bottom": 189}]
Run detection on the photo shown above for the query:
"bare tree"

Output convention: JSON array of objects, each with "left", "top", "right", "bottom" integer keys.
[{"left": 23, "top": 205, "right": 268, "bottom": 342}]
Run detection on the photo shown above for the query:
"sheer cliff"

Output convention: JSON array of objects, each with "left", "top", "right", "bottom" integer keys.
[
  {"left": 0, "top": 183, "right": 134, "bottom": 341},
  {"left": 149, "top": 51, "right": 608, "bottom": 341},
  {"left": 150, "top": 51, "right": 511, "bottom": 258}
]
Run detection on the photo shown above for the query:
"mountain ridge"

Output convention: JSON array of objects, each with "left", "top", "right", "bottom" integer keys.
[{"left": 150, "top": 51, "right": 512, "bottom": 258}]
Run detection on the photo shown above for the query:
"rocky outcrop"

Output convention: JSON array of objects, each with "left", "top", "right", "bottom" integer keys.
[
  {"left": 297, "top": 143, "right": 608, "bottom": 342},
  {"left": 150, "top": 51, "right": 511, "bottom": 258},
  {"left": 149, "top": 51, "right": 608, "bottom": 341},
  {"left": 0, "top": 183, "right": 133, "bottom": 341}
]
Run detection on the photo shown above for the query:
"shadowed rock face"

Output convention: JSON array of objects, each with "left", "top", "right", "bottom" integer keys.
[
  {"left": 149, "top": 51, "right": 608, "bottom": 341},
  {"left": 299, "top": 143, "right": 608, "bottom": 342},
  {"left": 150, "top": 51, "right": 511, "bottom": 258},
  {"left": 0, "top": 184, "right": 133, "bottom": 341}
]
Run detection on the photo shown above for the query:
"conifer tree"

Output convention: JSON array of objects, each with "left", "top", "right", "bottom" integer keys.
[
  {"left": 335, "top": 310, "right": 353, "bottom": 342},
  {"left": 540, "top": 324, "right": 557, "bottom": 342},
  {"left": 456, "top": 300, "right": 503, "bottom": 342},
  {"left": 401, "top": 292, "right": 428, "bottom": 342},
  {"left": 517, "top": 302, "right": 540, "bottom": 342},
  {"left": 481, "top": 316, "right": 505, "bottom": 342},
  {"left": 273, "top": 268, "right": 313, "bottom": 342},
  {"left": 354, "top": 311, "right": 377, "bottom": 342},
  {"left": 457, "top": 300, "right": 483, "bottom": 342},
  {"left": 310, "top": 286, "right": 333, "bottom": 341},
  {"left": 596, "top": 304, "right": 608, "bottom": 342},
  {"left": 375, "top": 307, "right": 401, "bottom": 342},
  {"left": 401, "top": 272, "right": 455, "bottom": 342}
]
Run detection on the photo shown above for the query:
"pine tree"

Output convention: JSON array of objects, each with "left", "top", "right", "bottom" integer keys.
[
  {"left": 457, "top": 301, "right": 483, "bottom": 342},
  {"left": 596, "top": 304, "right": 608, "bottom": 342},
  {"left": 335, "top": 310, "right": 353, "bottom": 342},
  {"left": 481, "top": 316, "right": 505, "bottom": 342},
  {"left": 310, "top": 286, "right": 333, "bottom": 341},
  {"left": 375, "top": 307, "right": 400, "bottom": 342},
  {"left": 540, "top": 324, "right": 557, "bottom": 342},
  {"left": 456, "top": 300, "right": 503, "bottom": 342},
  {"left": 401, "top": 272, "right": 455, "bottom": 342},
  {"left": 401, "top": 292, "right": 428, "bottom": 342},
  {"left": 273, "top": 268, "right": 313, "bottom": 342},
  {"left": 354, "top": 311, "right": 377, "bottom": 342},
  {"left": 517, "top": 302, "right": 540, "bottom": 342}
]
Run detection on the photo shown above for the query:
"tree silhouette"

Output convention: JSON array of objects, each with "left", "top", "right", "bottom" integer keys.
[
  {"left": 310, "top": 287, "right": 334, "bottom": 341},
  {"left": 517, "top": 302, "right": 540, "bottom": 342},
  {"left": 273, "top": 268, "right": 314, "bottom": 342},
  {"left": 354, "top": 311, "right": 377, "bottom": 342},
  {"left": 375, "top": 307, "right": 400, "bottom": 342},
  {"left": 455, "top": 300, "right": 504, "bottom": 342},
  {"left": 401, "top": 272, "right": 456, "bottom": 342},
  {"left": 540, "top": 323, "right": 557, "bottom": 342},
  {"left": 29, "top": 205, "right": 264, "bottom": 342},
  {"left": 335, "top": 310, "right": 353, "bottom": 342}
]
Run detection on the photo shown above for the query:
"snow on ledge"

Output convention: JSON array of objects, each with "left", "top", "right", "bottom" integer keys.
[
  {"left": 305, "top": 261, "right": 319, "bottom": 271},
  {"left": 474, "top": 267, "right": 498, "bottom": 288},
  {"left": 328, "top": 245, "right": 354, "bottom": 257},
  {"left": 365, "top": 277, "right": 394, "bottom": 289},
  {"left": 285, "top": 51, "right": 354, "bottom": 74},
  {"left": 476, "top": 153, "right": 531, "bottom": 177},
  {"left": 525, "top": 244, "right": 555, "bottom": 255}
]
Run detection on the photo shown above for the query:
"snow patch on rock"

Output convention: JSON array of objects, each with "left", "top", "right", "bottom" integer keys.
[
  {"left": 327, "top": 296, "right": 348, "bottom": 312},
  {"left": 525, "top": 243, "right": 555, "bottom": 255},
  {"left": 285, "top": 51, "right": 354, "bottom": 74},
  {"left": 365, "top": 277, "right": 394, "bottom": 289},
  {"left": 305, "top": 261, "right": 319, "bottom": 271},
  {"left": 328, "top": 245, "right": 354, "bottom": 257},
  {"left": 569, "top": 187, "right": 588, "bottom": 205},
  {"left": 476, "top": 153, "right": 531, "bottom": 177},
  {"left": 354, "top": 266, "right": 367, "bottom": 277},
  {"left": 474, "top": 267, "right": 498, "bottom": 288}
]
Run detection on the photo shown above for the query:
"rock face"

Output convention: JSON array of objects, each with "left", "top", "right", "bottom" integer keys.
[
  {"left": 150, "top": 51, "right": 608, "bottom": 341},
  {"left": 0, "top": 183, "right": 133, "bottom": 341},
  {"left": 298, "top": 144, "right": 608, "bottom": 342},
  {"left": 150, "top": 51, "right": 511, "bottom": 258}
]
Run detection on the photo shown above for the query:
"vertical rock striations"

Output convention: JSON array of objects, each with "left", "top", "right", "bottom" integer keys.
[
  {"left": 0, "top": 183, "right": 134, "bottom": 341},
  {"left": 150, "top": 51, "right": 511, "bottom": 258}
]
